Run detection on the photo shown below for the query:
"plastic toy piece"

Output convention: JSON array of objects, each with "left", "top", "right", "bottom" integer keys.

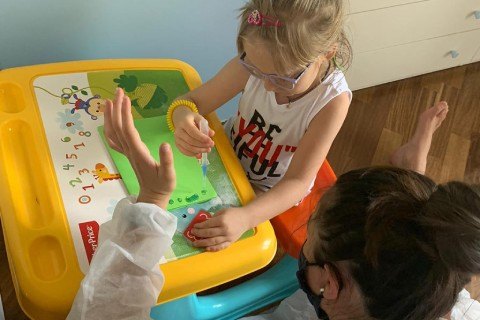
[
  {"left": 183, "top": 210, "right": 212, "bottom": 243},
  {"left": 199, "top": 118, "right": 210, "bottom": 191}
]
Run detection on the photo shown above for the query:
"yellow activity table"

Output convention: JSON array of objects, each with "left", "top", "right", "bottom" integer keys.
[{"left": 0, "top": 59, "right": 276, "bottom": 320}]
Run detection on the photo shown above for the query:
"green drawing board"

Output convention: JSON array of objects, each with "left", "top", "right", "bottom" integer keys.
[{"left": 98, "top": 115, "right": 217, "bottom": 210}]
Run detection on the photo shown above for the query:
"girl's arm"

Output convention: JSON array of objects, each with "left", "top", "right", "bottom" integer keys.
[
  {"left": 192, "top": 92, "right": 351, "bottom": 251},
  {"left": 243, "top": 92, "right": 350, "bottom": 227},
  {"left": 174, "top": 55, "right": 250, "bottom": 115},
  {"left": 172, "top": 55, "right": 250, "bottom": 156}
]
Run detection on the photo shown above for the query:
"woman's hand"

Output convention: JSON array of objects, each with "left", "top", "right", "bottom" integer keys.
[
  {"left": 104, "top": 88, "right": 176, "bottom": 209},
  {"left": 191, "top": 207, "right": 252, "bottom": 251},
  {"left": 172, "top": 106, "right": 215, "bottom": 157}
]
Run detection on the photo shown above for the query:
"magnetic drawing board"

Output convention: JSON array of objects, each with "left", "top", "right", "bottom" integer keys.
[{"left": 98, "top": 115, "right": 217, "bottom": 210}]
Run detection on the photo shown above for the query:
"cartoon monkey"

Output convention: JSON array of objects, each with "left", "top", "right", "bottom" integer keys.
[{"left": 70, "top": 94, "right": 106, "bottom": 120}]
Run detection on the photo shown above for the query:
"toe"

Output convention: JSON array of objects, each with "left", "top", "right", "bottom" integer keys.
[
  {"left": 435, "top": 101, "right": 449, "bottom": 114},
  {"left": 438, "top": 108, "right": 448, "bottom": 120}
]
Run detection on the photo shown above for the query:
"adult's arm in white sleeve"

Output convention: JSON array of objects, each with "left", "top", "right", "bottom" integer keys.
[{"left": 67, "top": 196, "right": 177, "bottom": 320}]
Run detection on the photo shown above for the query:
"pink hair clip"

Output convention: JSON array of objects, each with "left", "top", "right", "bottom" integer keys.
[{"left": 247, "top": 10, "right": 283, "bottom": 27}]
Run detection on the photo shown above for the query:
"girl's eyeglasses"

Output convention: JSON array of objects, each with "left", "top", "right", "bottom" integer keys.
[{"left": 239, "top": 52, "right": 311, "bottom": 91}]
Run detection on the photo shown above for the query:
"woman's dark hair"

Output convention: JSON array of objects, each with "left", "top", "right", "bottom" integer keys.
[{"left": 309, "top": 166, "right": 480, "bottom": 320}]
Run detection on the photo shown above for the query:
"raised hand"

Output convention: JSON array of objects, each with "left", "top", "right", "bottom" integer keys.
[
  {"left": 104, "top": 88, "right": 176, "bottom": 209},
  {"left": 172, "top": 106, "right": 215, "bottom": 157}
]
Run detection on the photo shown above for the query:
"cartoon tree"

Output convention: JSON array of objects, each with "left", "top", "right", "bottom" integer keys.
[{"left": 113, "top": 74, "right": 168, "bottom": 111}]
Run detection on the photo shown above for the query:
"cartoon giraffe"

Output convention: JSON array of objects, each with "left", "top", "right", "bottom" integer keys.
[{"left": 92, "top": 163, "right": 122, "bottom": 183}]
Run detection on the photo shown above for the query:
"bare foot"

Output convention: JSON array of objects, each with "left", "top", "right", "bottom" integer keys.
[{"left": 390, "top": 101, "right": 449, "bottom": 174}]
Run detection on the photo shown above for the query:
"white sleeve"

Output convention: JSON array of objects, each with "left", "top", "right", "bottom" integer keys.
[
  {"left": 449, "top": 289, "right": 480, "bottom": 320},
  {"left": 67, "top": 196, "right": 177, "bottom": 320},
  {"left": 240, "top": 289, "right": 318, "bottom": 320}
]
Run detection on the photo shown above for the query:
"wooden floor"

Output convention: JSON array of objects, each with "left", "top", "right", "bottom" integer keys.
[
  {"left": 1, "top": 62, "right": 480, "bottom": 319},
  {"left": 329, "top": 62, "right": 480, "bottom": 185},
  {"left": 328, "top": 61, "right": 480, "bottom": 300}
]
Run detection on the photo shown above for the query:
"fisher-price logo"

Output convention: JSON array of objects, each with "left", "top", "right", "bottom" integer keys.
[{"left": 79, "top": 221, "right": 100, "bottom": 263}]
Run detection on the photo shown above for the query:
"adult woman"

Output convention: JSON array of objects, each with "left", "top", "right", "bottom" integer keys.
[{"left": 68, "top": 90, "right": 479, "bottom": 320}]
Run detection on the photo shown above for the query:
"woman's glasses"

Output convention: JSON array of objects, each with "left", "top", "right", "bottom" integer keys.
[{"left": 239, "top": 52, "right": 311, "bottom": 91}]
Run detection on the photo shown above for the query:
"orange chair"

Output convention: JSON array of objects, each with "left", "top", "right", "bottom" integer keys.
[{"left": 270, "top": 161, "right": 337, "bottom": 258}]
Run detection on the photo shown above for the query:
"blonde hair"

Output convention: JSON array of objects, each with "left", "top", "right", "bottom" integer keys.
[{"left": 237, "top": 0, "right": 352, "bottom": 76}]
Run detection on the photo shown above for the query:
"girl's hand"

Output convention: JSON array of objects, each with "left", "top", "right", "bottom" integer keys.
[
  {"left": 104, "top": 88, "right": 176, "bottom": 209},
  {"left": 191, "top": 207, "right": 251, "bottom": 251},
  {"left": 172, "top": 106, "right": 215, "bottom": 157}
]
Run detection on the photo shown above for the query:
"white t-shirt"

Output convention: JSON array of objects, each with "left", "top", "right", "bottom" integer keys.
[{"left": 224, "top": 69, "right": 352, "bottom": 191}]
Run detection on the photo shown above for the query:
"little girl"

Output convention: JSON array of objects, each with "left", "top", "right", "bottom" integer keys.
[{"left": 169, "top": 0, "right": 353, "bottom": 251}]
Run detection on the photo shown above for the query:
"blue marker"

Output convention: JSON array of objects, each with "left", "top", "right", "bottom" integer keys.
[{"left": 199, "top": 118, "right": 210, "bottom": 191}]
